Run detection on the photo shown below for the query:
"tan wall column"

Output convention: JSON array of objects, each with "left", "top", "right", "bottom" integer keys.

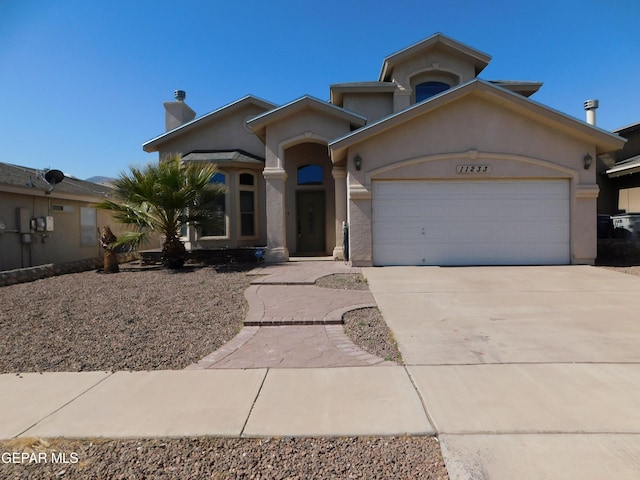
[
  {"left": 348, "top": 184, "right": 373, "bottom": 266},
  {"left": 263, "top": 167, "right": 289, "bottom": 262},
  {"left": 572, "top": 184, "right": 599, "bottom": 264},
  {"left": 332, "top": 167, "right": 347, "bottom": 260},
  {"left": 393, "top": 89, "right": 412, "bottom": 113}
]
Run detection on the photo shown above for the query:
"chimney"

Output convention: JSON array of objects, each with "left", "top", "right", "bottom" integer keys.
[
  {"left": 584, "top": 99, "right": 599, "bottom": 126},
  {"left": 163, "top": 90, "right": 196, "bottom": 131}
]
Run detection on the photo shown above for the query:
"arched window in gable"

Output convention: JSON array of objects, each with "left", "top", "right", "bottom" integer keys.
[{"left": 415, "top": 81, "right": 450, "bottom": 102}]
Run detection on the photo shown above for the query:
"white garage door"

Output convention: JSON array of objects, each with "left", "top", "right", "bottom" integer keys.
[{"left": 372, "top": 180, "right": 570, "bottom": 266}]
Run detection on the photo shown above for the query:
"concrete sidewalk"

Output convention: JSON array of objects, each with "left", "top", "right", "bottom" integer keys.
[{"left": 0, "top": 367, "right": 433, "bottom": 439}]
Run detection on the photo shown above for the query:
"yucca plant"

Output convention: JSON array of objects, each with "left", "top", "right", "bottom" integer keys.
[{"left": 95, "top": 154, "right": 225, "bottom": 269}]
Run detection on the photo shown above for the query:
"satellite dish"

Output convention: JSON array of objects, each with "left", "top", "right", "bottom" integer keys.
[{"left": 44, "top": 169, "right": 65, "bottom": 186}]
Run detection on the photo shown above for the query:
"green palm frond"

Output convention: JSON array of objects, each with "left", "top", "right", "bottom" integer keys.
[{"left": 94, "top": 154, "right": 225, "bottom": 258}]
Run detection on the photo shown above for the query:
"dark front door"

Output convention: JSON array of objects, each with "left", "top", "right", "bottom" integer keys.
[{"left": 296, "top": 191, "right": 325, "bottom": 254}]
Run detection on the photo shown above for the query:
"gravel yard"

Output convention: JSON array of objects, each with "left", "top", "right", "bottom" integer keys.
[
  {"left": 0, "top": 436, "right": 449, "bottom": 479},
  {"left": 0, "top": 264, "right": 251, "bottom": 373},
  {"left": 0, "top": 267, "right": 400, "bottom": 373},
  {"left": 0, "top": 265, "right": 447, "bottom": 479}
]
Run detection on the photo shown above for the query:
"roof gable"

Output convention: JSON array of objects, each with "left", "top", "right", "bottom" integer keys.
[
  {"left": 143, "top": 95, "right": 277, "bottom": 152},
  {"left": 247, "top": 95, "right": 367, "bottom": 142},
  {"left": 330, "top": 79, "right": 625, "bottom": 162},
  {"left": 379, "top": 33, "right": 491, "bottom": 82}
]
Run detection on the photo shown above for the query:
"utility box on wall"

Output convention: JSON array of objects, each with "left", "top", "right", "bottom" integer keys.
[
  {"left": 18, "top": 208, "right": 30, "bottom": 234},
  {"left": 31, "top": 216, "right": 54, "bottom": 232}
]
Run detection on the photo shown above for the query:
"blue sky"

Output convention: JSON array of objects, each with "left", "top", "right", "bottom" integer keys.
[{"left": 1, "top": 0, "right": 638, "bottom": 180}]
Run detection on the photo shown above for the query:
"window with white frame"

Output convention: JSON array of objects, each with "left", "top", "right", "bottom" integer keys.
[
  {"left": 239, "top": 172, "right": 256, "bottom": 237},
  {"left": 201, "top": 171, "right": 227, "bottom": 237}
]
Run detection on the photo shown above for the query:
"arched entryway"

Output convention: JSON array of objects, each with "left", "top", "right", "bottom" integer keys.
[{"left": 284, "top": 142, "right": 336, "bottom": 255}]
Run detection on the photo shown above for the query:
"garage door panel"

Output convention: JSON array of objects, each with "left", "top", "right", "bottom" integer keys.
[{"left": 372, "top": 180, "right": 570, "bottom": 266}]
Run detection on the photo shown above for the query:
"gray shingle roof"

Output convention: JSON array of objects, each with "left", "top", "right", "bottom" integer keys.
[{"left": 0, "top": 162, "right": 114, "bottom": 198}]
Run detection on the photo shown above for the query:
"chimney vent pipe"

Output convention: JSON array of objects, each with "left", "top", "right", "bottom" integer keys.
[
  {"left": 174, "top": 90, "right": 186, "bottom": 102},
  {"left": 584, "top": 99, "right": 598, "bottom": 125}
]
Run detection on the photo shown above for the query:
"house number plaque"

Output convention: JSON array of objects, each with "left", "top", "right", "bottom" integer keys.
[{"left": 456, "top": 165, "right": 492, "bottom": 174}]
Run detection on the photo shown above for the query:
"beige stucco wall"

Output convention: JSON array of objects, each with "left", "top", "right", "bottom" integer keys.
[
  {"left": 156, "top": 104, "right": 268, "bottom": 159},
  {"left": 342, "top": 93, "right": 394, "bottom": 124},
  {"left": 0, "top": 191, "right": 130, "bottom": 271},
  {"left": 344, "top": 95, "right": 599, "bottom": 266}
]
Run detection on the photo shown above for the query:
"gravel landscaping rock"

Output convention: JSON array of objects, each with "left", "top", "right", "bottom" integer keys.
[
  {"left": 315, "top": 273, "right": 369, "bottom": 290},
  {"left": 317, "top": 273, "right": 403, "bottom": 363},
  {"left": 0, "top": 263, "right": 251, "bottom": 373},
  {"left": 0, "top": 436, "right": 449, "bottom": 479},
  {"left": 343, "top": 308, "right": 403, "bottom": 364},
  {"left": 0, "top": 267, "right": 448, "bottom": 479}
]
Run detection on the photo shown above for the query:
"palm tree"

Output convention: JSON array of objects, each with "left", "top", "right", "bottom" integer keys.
[{"left": 95, "top": 154, "right": 225, "bottom": 269}]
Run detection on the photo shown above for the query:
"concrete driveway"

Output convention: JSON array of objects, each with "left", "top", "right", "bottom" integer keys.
[{"left": 364, "top": 265, "right": 640, "bottom": 480}]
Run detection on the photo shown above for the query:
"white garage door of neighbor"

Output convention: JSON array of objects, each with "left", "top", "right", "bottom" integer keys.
[{"left": 372, "top": 180, "right": 570, "bottom": 266}]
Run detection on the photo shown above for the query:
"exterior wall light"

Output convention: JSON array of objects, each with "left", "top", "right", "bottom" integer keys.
[
  {"left": 583, "top": 153, "right": 593, "bottom": 170},
  {"left": 354, "top": 154, "right": 362, "bottom": 171}
]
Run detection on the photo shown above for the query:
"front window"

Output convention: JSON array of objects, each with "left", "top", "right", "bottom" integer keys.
[
  {"left": 201, "top": 172, "right": 227, "bottom": 237},
  {"left": 415, "top": 81, "right": 450, "bottom": 102},
  {"left": 239, "top": 173, "right": 256, "bottom": 237}
]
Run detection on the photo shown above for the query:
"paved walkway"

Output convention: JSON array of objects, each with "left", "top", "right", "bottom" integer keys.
[{"left": 187, "top": 258, "right": 389, "bottom": 369}]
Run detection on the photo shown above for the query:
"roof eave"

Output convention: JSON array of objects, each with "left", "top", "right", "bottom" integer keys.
[
  {"left": 330, "top": 79, "right": 626, "bottom": 161},
  {"left": 378, "top": 33, "right": 492, "bottom": 81},
  {"left": 329, "top": 82, "right": 397, "bottom": 106},
  {"left": 247, "top": 96, "right": 367, "bottom": 140},
  {"left": 613, "top": 120, "right": 640, "bottom": 135},
  {"left": 607, "top": 165, "right": 640, "bottom": 178},
  {"left": 142, "top": 95, "right": 277, "bottom": 152}
]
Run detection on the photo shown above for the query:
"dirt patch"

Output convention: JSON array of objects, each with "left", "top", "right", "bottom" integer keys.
[{"left": 0, "top": 436, "right": 449, "bottom": 479}]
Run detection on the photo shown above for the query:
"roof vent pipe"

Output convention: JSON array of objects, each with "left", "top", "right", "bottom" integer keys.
[
  {"left": 584, "top": 99, "right": 598, "bottom": 126},
  {"left": 174, "top": 90, "right": 186, "bottom": 102}
]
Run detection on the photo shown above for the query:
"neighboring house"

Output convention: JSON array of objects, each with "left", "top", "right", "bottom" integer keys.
[
  {"left": 0, "top": 162, "right": 120, "bottom": 271},
  {"left": 143, "top": 33, "right": 625, "bottom": 266},
  {"left": 598, "top": 121, "right": 640, "bottom": 215}
]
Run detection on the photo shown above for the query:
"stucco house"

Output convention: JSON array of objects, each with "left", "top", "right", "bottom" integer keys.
[
  {"left": 143, "top": 33, "right": 625, "bottom": 266},
  {"left": 0, "top": 162, "right": 119, "bottom": 271},
  {"left": 598, "top": 121, "right": 640, "bottom": 215}
]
